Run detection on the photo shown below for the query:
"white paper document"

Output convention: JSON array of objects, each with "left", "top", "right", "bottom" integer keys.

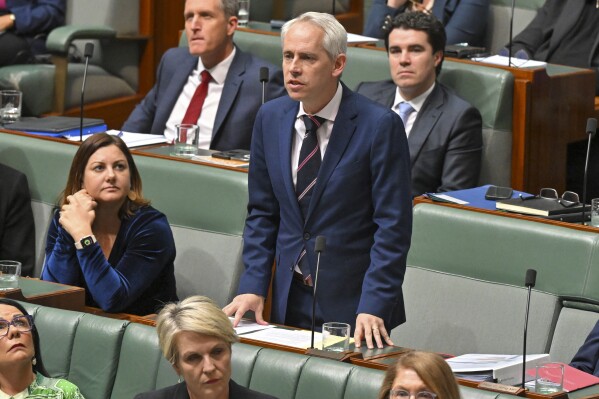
[
  {"left": 447, "top": 353, "right": 550, "bottom": 385},
  {"left": 472, "top": 55, "right": 547, "bottom": 68},
  {"left": 229, "top": 318, "right": 274, "bottom": 335},
  {"left": 67, "top": 130, "right": 168, "bottom": 148},
  {"left": 240, "top": 328, "right": 323, "bottom": 349}
]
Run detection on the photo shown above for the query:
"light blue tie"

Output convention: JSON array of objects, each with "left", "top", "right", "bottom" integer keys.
[{"left": 398, "top": 102, "right": 415, "bottom": 128}]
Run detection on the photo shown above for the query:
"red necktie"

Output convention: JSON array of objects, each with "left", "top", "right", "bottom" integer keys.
[{"left": 181, "top": 70, "right": 212, "bottom": 139}]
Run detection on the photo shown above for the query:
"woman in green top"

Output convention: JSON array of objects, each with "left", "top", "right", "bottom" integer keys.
[{"left": 0, "top": 298, "right": 84, "bottom": 398}]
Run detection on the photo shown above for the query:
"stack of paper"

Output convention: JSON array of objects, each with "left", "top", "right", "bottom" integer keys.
[{"left": 446, "top": 354, "right": 550, "bottom": 385}]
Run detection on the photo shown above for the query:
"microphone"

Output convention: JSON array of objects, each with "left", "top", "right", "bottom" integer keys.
[
  {"left": 259, "top": 67, "right": 269, "bottom": 105},
  {"left": 507, "top": 0, "right": 515, "bottom": 67},
  {"left": 80, "top": 42, "right": 94, "bottom": 142},
  {"left": 310, "top": 235, "right": 326, "bottom": 349},
  {"left": 522, "top": 268, "right": 537, "bottom": 388},
  {"left": 332, "top": 0, "right": 336, "bottom": 16},
  {"left": 582, "top": 118, "right": 597, "bottom": 225}
]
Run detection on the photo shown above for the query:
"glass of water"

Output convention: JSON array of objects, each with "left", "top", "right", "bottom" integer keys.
[
  {"left": 0, "top": 260, "right": 21, "bottom": 291},
  {"left": 591, "top": 198, "right": 599, "bottom": 227},
  {"left": 238, "top": 0, "right": 250, "bottom": 26},
  {"left": 0, "top": 90, "right": 22, "bottom": 124}
]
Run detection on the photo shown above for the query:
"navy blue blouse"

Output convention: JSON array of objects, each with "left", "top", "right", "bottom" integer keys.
[{"left": 42, "top": 206, "right": 178, "bottom": 315}]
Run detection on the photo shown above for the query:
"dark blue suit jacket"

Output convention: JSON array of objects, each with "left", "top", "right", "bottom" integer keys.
[
  {"left": 356, "top": 80, "right": 482, "bottom": 197},
  {"left": 3, "top": 0, "right": 66, "bottom": 55},
  {"left": 363, "top": 0, "right": 489, "bottom": 47},
  {"left": 571, "top": 319, "right": 599, "bottom": 377},
  {"left": 237, "top": 84, "right": 412, "bottom": 331},
  {"left": 122, "top": 46, "right": 286, "bottom": 151}
]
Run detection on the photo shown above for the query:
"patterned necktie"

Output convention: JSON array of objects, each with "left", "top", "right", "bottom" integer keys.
[
  {"left": 295, "top": 114, "right": 325, "bottom": 286},
  {"left": 181, "top": 70, "right": 212, "bottom": 140},
  {"left": 398, "top": 102, "right": 415, "bottom": 129},
  {"left": 296, "top": 114, "right": 326, "bottom": 218}
]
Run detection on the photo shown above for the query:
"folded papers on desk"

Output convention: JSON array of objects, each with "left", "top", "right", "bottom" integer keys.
[
  {"left": 239, "top": 326, "right": 354, "bottom": 350},
  {"left": 446, "top": 353, "right": 549, "bottom": 385},
  {"left": 66, "top": 130, "right": 168, "bottom": 148}
]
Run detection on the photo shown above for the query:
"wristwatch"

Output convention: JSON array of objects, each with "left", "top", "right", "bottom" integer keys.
[
  {"left": 8, "top": 14, "right": 15, "bottom": 24},
  {"left": 75, "top": 235, "right": 97, "bottom": 250}
]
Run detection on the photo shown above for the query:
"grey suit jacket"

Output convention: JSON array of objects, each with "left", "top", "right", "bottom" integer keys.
[
  {"left": 356, "top": 80, "right": 482, "bottom": 197},
  {"left": 122, "top": 46, "right": 286, "bottom": 151}
]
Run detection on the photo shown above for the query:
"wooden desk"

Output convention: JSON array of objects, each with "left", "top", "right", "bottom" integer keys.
[{"left": 1, "top": 278, "right": 85, "bottom": 311}]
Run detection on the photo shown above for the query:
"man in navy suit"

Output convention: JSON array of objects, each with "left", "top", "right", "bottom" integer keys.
[
  {"left": 224, "top": 12, "right": 412, "bottom": 349},
  {"left": 122, "top": 0, "right": 285, "bottom": 151},
  {"left": 357, "top": 12, "right": 482, "bottom": 197},
  {"left": 571, "top": 319, "right": 599, "bottom": 376}
]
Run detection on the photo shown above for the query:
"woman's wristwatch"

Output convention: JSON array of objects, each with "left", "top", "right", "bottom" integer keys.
[{"left": 75, "top": 235, "right": 97, "bottom": 250}]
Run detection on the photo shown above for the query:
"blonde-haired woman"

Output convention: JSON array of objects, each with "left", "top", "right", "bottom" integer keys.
[
  {"left": 135, "top": 296, "right": 277, "bottom": 399},
  {"left": 378, "top": 351, "right": 460, "bottom": 399}
]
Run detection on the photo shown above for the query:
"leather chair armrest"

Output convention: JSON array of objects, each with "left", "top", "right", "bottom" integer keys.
[{"left": 46, "top": 25, "right": 117, "bottom": 54}]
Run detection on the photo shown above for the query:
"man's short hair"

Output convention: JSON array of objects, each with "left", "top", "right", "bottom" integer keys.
[
  {"left": 384, "top": 12, "right": 446, "bottom": 74},
  {"left": 281, "top": 11, "right": 347, "bottom": 60},
  {"left": 219, "top": 0, "right": 238, "bottom": 19}
]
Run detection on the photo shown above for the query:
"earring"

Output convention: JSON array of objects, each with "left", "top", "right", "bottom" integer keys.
[
  {"left": 32, "top": 358, "right": 37, "bottom": 366},
  {"left": 178, "top": 376, "right": 183, "bottom": 383}
]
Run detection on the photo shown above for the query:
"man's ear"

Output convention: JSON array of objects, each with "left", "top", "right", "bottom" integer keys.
[
  {"left": 433, "top": 50, "right": 443, "bottom": 67},
  {"left": 332, "top": 53, "right": 347, "bottom": 78}
]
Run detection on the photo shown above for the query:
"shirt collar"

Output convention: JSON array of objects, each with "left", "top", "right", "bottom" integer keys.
[
  {"left": 296, "top": 82, "right": 343, "bottom": 122},
  {"left": 195, "top": 47, "right": 236, "bottom": 85},
  {"left": 393, "top": 82, "right": 436, "bottom": 112}
]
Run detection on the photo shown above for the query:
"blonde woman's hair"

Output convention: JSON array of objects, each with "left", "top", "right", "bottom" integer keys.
[{"left": 156, "top": 295, "right": 238, "bottom": 364}]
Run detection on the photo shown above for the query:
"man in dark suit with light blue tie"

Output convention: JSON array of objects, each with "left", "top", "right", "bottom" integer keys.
[
  {"left": 357, "top": 12, "right": 482, "bottom": 197},
  {"left": 224, "top": 12, "right": 412, "bottom": 349},
  {"left": 122, "top": 0, "right": 285, "bottom": 151}
]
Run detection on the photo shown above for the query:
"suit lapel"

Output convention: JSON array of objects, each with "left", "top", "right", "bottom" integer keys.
[
  {"left": 372, "top": 81, "right": 396, "bottom": 108},
  {"left": 279, "top": 101, "right": 304, "bottom": 222},
  {"left": 306, "top": 85, "right": 357, "bottom": 221},
  {"left": 408, "top": 84, "right": 443, "bottom": 165},
  {"left": 213, "top": 48, "right": 245, "bottom": 140},
  {"left": 154, "top": 54, "right": 197, "bottom": 132}
]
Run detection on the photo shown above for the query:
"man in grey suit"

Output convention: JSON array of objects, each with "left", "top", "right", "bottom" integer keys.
[
  {"left": 122, "top": 0, "right": 285, "bottom": 151},
  {"left": 357, "top": 12, "right": 482, "bottom": 197}
]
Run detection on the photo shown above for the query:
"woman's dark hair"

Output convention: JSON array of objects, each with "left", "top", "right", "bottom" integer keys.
[
  {"left": 60, "top": 133, "right": 150, "bottom": 218},
  {"left": 0, "top": 298, "right": 49, "bottom": 377}
]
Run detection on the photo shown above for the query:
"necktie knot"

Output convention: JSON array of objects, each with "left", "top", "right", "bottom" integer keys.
[
  {"left": 301, "top": 114, "right": 326, "bottom": 136},
  {"left": 200, "top": 70, "right": 212, "bottom": 83},
  {"left": 398, "top": 102, "right": 415, "bottom": 127}
]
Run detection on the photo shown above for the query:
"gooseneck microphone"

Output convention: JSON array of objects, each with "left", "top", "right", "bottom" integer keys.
[
  {"left": 80, "top": 42, "right": 94, "bottom": 142},
  {"left": 310, "top": 235, "right": 326, "bottom": 349},
  {"left": 259, "top": 67, "right": 269, "bottom": 105},
  {"left": 508, "top": 0, "right": 516, "bottom": 67},
  {"left": 522, "top": 268, "right": 537, "bottom": 388},
  {"left": 582, "top": 118, "right": 597, "bottom": 225}
]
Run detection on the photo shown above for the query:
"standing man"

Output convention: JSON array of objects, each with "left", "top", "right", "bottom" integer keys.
[
  {"left": 224, "top": 12, "right": 412, "bottom": 349},
  {"left": 357, "top": 12, "right": 482, "bottom": 197},
  {"left": 122, "top": 0, "right": 286, "bottom": 151}
]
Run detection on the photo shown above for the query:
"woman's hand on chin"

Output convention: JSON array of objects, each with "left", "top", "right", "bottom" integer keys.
[{"left": 59, "top": 189, "right": 97, "bottom": 239}]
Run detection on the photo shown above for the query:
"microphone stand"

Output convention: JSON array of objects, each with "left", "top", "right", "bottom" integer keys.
[
  {"left": 80, "top": 43, "right": 94, "bottom": 142},
  {"left": 582, "top": 118, "right": 597, "bottom": 225},
  {"left": 522, "top": 269, "right": 536, "bottom": 389},
  {"left": 259, "top": 67, "right": 269, "bottom": 105},
  {"left": 508, "top": 0, "right": 515, "bottom": 67}
]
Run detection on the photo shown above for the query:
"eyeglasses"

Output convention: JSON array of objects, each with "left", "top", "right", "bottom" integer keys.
[
  {"left": 519, "top": 188, "right": 580, "bottom": 208},
  {"left": 0, "top": 315, "right": 34, "bottom": 337},
  {"left": 390, "top": 389, "right": 438, "bottom": 399}
]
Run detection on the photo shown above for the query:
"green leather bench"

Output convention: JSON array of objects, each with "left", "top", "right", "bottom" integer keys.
[
  {"left": 394, "top": 203, "right": 599, "bottom": 399},
  {"left": 0, "top": 131, "right": 248, "bottom": 308},
  {"left": 20, "top": 301, "right": 525, "bottom": 399}
]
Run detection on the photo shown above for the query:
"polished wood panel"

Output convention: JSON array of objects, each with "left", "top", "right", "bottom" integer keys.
[{"left": 1, "top": 278, "right": 85, "bottom": 312}]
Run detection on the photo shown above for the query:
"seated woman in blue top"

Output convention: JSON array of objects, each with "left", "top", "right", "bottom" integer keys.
[
  {"left": 363, "top": 0, "right": 489, "bottom": 47},
  {"left": 0, "top": 298, "right": 85, "bottom": 398},
  {"left": 41, "top": 133, "right": 177, "bottom": 315}
]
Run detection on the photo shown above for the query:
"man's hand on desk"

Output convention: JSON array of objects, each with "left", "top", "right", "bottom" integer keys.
[
  {"left": 354, "top": 313, "right": 394, "bottom": 349},
  {"left": 223, "top": 294, "right": 267, "bottom": 327}
]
